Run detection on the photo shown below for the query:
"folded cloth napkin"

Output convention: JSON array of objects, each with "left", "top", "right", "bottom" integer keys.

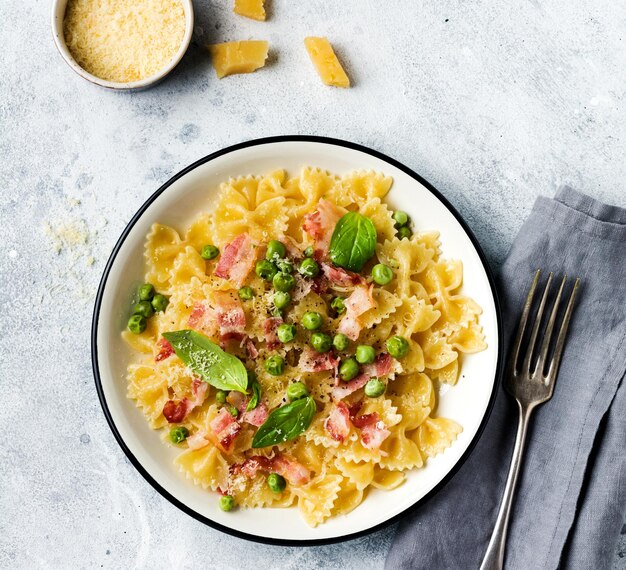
[{"left": 385, "top": 187, "right": 626, "bottom": 570}]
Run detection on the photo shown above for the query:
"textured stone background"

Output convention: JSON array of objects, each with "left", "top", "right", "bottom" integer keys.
[{"left": 1, "top": 0, "right": 625, "bottom": 568}]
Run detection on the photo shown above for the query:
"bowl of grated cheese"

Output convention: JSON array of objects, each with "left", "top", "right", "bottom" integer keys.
[{"left": 51, "top": 0, "right": 194, "bottom": 90}]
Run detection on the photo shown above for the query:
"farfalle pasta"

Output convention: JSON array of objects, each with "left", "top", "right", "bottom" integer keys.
[{"left": 122, "top": 167, "right": 487, "bottom": 526}]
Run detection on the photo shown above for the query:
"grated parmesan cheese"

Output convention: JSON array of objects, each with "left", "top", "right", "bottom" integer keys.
[{"left": 63, "top": 0, "right": 186, "bottom": 83}]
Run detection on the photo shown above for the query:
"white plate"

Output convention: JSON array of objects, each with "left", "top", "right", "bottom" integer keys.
[{"left": 92, "top": 136, "right": 502, "bottom": 545}]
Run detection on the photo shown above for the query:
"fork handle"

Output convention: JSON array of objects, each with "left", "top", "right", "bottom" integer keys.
[{"left": 479, "top": 402, "right": 533, "bottom": 570}]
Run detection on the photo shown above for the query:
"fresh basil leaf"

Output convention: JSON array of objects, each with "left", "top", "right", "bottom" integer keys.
[
  {"left": 329, "top": 212, "right": 377, "bottom": 272},
  {"left": 246, "top": 381, "right": 261, "bottom": 412},
  {"left": 252, "top": 396, "right": 316, "bottom": 448},
  {"left": 163, "top": 330, "right": 248, "bottom": 393}
]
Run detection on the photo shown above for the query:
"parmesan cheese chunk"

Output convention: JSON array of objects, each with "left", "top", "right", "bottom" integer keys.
[
  {"left": 208, "top": 41, "right": 269, "bottom": 79},
  {"left": 63, "top": 0, "right": 186, "bottom": 83},
  {"left": 304, "top": 37, "right": 350, "bottom": 88},
  {"left": 234, "top": 0, "right": 266, "bottom": 21}
]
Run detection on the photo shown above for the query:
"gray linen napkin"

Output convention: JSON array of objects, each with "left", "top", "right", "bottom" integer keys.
[{"left": 385, "top": 187, "right": 626, "bottom": 570}]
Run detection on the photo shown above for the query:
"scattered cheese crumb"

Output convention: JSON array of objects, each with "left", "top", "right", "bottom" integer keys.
[
  {"left": 207, "top": 41, "right": 269, "bottom": 79},
  {"left": 234, "top": 0, "right": 266, "bottom": 21},
  {"left": 63, "top": 0, "right": 186, "bottom": 82},
  {"left": 86, "top": 256, "right": 95, "bottom": 266},
  {"left": 44, "top": 220, "right": 89, "bottom": 254},
  {"left": 304, "top": 37, "right": 350, "bottom": 88}
]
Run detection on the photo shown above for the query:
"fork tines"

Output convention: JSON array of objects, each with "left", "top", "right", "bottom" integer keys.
[{"left": 510, "top": 270, "right": 580, "bottom": 384}]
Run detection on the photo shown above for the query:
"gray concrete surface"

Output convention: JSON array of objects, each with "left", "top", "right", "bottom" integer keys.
[{"left": 1, "top": 0, "right": 625, "bottom": 567}]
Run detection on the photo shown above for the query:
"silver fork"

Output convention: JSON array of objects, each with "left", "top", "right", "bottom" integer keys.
[{"left": 479, "top": 270, "right": 581, "bottom": 570}]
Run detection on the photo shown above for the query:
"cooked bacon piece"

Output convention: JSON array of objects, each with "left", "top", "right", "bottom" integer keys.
[
  {"left": 231, "top": 456, "right": 274, "bottom": 479},
  {"left": 351, "top": 412, "right": 391, "bottom": 450},
  {"left": 186, "top": 430, "right": 210, "bottom": 450},
  {"left": 263, "top": 317, "right": 283, "bottom": 350},
  {"left": 163, "top": 400, "right": 187, "bottom": 423},
  {"left": 321, "top": 263, "right": 365, "bottom": 287},
  {"left": 337, "top": 284, "right": 375, "bottom": 340},
  {"left": 337, "top": 313, "right": 362, "bottom": 341},
  {"left": 227, "top": 390, "right": 247, "bottom": 412},
  {"left": 241, "top": 402, "right": 269, "bottom": 427},
  {"left": 299, "top": 345, "right": 339, "bottom": 373},
  {"left": 303, "top": 199, "right": 346, "bottom": 254},
  {"left": 189, "top": 378, "right": 208, "bottom": 409},
  {"left": 363, "top": 352, "right": 393, "bottom": 378},
  {"left": 214, "top": 233, "right": 258, "bottom": 288},
  {"left": 187, "top": 302, "right": 218, "bottom": 336},
  {"left": 155, "top": 338, "right": 174, "bottom": 362},
  {"left": 331, "top": 373, "right": 370, "bottom": 401},
  {"left": 231, "top": 454, "right": 311, "bottom": 486},
  {"left": 347, "top": 400, "right": 363, "bottom": 418},
  {"left": 310, "top": 275, "right": 329, "bottom": 296},
  {"left": 219, "top": 331, "right": 246, "bottom": 350},
  {"left": 245, "top": 337, "right": 259, "bottom": 358},
  {"left": 360, "top": 418, "right": 391, "bottom": 450},
  {"left": 344, "top": 284, "right": 375, "bottom": 314},
  {"left": 351, "top": 412, "right": 378, "bottom": 429},
  {"left": 324, "top": 401, "right": 351, "bottom": 442},
  {"left": 213, "top": 291, "right": 246, "bottom": 334},
  {"left": 272, "top": 455, "right": 312, "bottom": 486},
  {"left": 226, "top": 391, "right": 268, "bottom": 427},
  {"left": 303, "top": 211, "right": 323, "bottom": 241},
  {"left": 162, "top": 378, "right": 208, "bottom": 423},
  {"left": 210, "top": 408, "right": 241, "bottom": 453}
]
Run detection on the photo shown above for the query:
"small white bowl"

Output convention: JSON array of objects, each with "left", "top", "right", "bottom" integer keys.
[{"left": 51, "top": 0, "right": 194, "bottom": 90}]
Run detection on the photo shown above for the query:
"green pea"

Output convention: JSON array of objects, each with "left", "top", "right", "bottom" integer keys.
[
  {"left": 267, "top": 473, "right": 286, "bottom": 493},
  {"left": 298, "top": 258, "right": 320, "bottom": 278},
  {"left": 273, "top": 272, "right": 296, "bottom": 292},
  {"left": 364, "top": 378, "right": 386, "bottom": 398},
  {"left": 392, "top": 211, "right": 410, "bottom": 227},
  {"left": 277, "top": 323, "right": 296, "bottom": 343},
  {"left": 256, "top": 260, "right": 278, "bottom": 281},
  {"left": 127, "top": 314, "right": 147, "bottom": 334},
  {"left": 276, "top": 258, "right": 294, "bottom": 274},
  {"left": 215, "top": 390, "right": 227, "bottom": 404},
  {"left": 397, "top": 226, "right": 412, "bottom": 240},
  {"left": 304, "top": 246, "right": 314, "bottom": 257},
  {"left": 133, "top": 300, "right": 154, "bottom": 319},
  {"left": 333, "top": 333, "right": 349, "bottom": 351},
  {"left": 356, "top": 345, "right": 376, "bottom": 364},
  {"left": 330, "top": 296, "right": 346, "bottom": 315},
  {"left": 372, "top": 263, "right": 393, "bottom": 285},
  {"left": 302, "top": 311, "right": 323, "bottom": 330},
  {"left": 169, "top": 426, "right": 189, "bottom": 444},
  {"left": 227, "top": 404, "right": 239, "bottom": 418},
  {"left": 287, "top": 381, "right": 309, "bottom": 401},
  {"left": 151, "top": 294, "right": 169, "bottom": 312},
  {"left": 310, "top": 332, "right": 332, "bottom": 353},
  {"left": 238, "top": 286, "right": 254, "bottom": 301},
  {"left": 265, "top": 355, "right": 285, "bottom": 376},
  {"left": 201, "top": 244, "right": 220, "bottom": 260},
  {"left": 270, "top": 307, "right": 283, "bottom": 318},
  {"left": 387, "top": 335, "right": 409, "bottom": 358},
  {"left": 266, "top": 240, "right": 287, "bottom": 261},
  {"left": 138, "top": 283, "right": 155, "bottom": 301},
  {"left": 273, "top": 291, "right": 291, "bottom": 310},
  {"left": 219, "top": 495, "right": 236, "bottom": 512},
  {"left": 339, "top": 357, "right": 360, "bottom": 382}
]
